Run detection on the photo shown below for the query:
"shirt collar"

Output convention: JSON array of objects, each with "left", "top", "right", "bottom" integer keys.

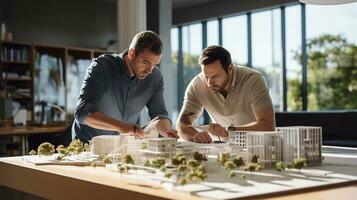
[
  {"left": 230, "top": 65, "right": 237, "bottom": 90},
  {"left": 118, "top": 49, "right": 135, "bottom": 79}
]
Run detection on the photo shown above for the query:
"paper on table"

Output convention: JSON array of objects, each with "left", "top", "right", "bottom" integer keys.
[{"left": 142, "top": 116, "right": 160, "bottom": 138}]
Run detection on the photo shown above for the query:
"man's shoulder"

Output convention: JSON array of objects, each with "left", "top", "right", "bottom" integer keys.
[
  {"left": 95, "top": 53, "right": 122, "bottom": 66},
  {"left": 186, "top": 73, "right": 206, "bottom": 93},
  {"left": 188, "top": 72, "right": 202, "bottom": 85},
  {"left": 235, "top": 65, "right": 262, "bottom": 76},
  {"left": 235, "top": 65, "right": 264, "bottom": 83},
  {"left": 88, "top": 53, "right": 122, "bottom": 73}
]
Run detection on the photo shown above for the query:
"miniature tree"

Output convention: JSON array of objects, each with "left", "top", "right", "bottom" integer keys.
[
  {"left": 160, "top": 165, "right": 166, "bottom": 172},
  {"left": 251, "top": 154, "right": 259, "bottom": 163},
  {"left": 118, "top": 165, "right": 129, "bottom": 173},
  {"left": 56, "top": 145, "right": 69, "bottom": 155},
  {"left": 224, "top": 161, "right": 237, "bottom": 178},
  {"left": 224, "top": 161, "right": 236, "bottom": 171},
  {"left": 164, "top": 171, "right": 172, "bottom": 178},
  {"left": 177, "top": 164, "right": 187, "bottom": 174},
  {"left": 245, "top": 163, "right": 262, "bottom": 172},
  {"left": 68, "top": 139, "right": 84, "bottom": 155},
  {"left": 186, "top": 164, "right": 207, "bottom": 182},
  {"left": 143, "top": 160, "right": 151, "bottom": 167},
  {"left": 178, "top": 177, "right": 188, "bottom": 185},
  {"left": 122, "top": 154, "right": 134, "bottom": 165},
  {"left": 233, "top": 156, "right": 245, "bottom": 168},
  {"left": 84, "top": 143, "right": 91, "bottom": 152},
  {"left": 193, "top": 151, "right": 207, "bottom": 162},
  {"left": 151, "top": 157, "right": 166, "bottom": 168},
  {"left": 228, "top": 170, "right": 236, "bottom": 178},
  {"left": 197, "top": 165, "right": 206, "bottom": 173},
  {"left": 187, "top": 159, "right": 199, "bottom": 169},
  {"left": 275, "top": 161, "right": 286, "bottom": 172},
  {"left": 171, "top": 153, "right": 186, "bottom": 166},
  {"left": 37, "top": 142, "right": 55, "bottom": 156},
  {"left": 102, "top": 155, "right": 112, "bottom": 164},
  {"left": 293, "top": 158, "right": 307, "bottom": 170}
]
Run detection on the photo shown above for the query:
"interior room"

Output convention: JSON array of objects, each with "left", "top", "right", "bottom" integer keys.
[{"left": 0, "top": 0, "right": 357, "bottom": 199}]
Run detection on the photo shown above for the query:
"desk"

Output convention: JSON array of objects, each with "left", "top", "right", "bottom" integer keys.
[
  {"left": 0, "top": 126, "right": 66, "bottom": 155},
  {"left": 0, "top": 146, "right": 357, "bottom": 200},
  {"left": 0, "top": 156, "right": 202, "bottom": 200}
]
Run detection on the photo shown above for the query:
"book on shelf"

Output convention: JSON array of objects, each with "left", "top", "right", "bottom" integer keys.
[
  {"left": 1, "top": 72, "right": 31, "bottom": 80},
  {"left": 15, "top": 88, "right": 31, "bottom": 98},
  {"left": 1, "top": 46, "right": 29, "bottom": 62}
]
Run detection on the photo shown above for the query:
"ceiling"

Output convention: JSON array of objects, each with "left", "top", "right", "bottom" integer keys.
[
  {"left": 98, "top": 0, "right": 219, "bottom": 9},
  {"left": 172, "top": 0, "right": 218, "bottom": 9}
]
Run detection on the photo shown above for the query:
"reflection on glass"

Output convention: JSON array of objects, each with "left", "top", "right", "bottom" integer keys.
[
  {"left": 222, "top": 15, "right": 248, "bottom": 65},
  {"left": 286, "top": 5, "right": 302, "bottom": 111},
  {"left": 207, "top": 20, "right": 219, "bottom": 46},
  {"left": 306, "top": 3, "right": 357, "bottom": 110},
  {"left": 66, "top": 57, "right": 90, "bottom": 112},
  {"left": 252, "top": 9, "right": 282, "bottom": 111},
  {"left": 34, "top": 53, "right": 66, "bottom": 124}
]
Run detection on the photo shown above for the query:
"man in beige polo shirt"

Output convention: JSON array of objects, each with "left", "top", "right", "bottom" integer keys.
[{"left": 176, "top": 45, "right": 275, "bottom": 143}]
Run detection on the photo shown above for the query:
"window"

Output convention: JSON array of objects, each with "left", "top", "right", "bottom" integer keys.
[
  {"left": 252, "top": 9, "right": 282, "bottom": 111},
  {"left": 207, "top": 20, "right": 219, "bottom": 46},
  {"left": 222, "top": 15, "right": 248, "bottom": 65},
  {"left": 172, "top": 3, "right": 357, "bottom": 113},
  {"left": 182, "top": 24, "right": 205, "bottom": 124},
  {"left": 286, "top": 5, "right": 303, "bottom": 111},
  {"left": 306, "top": 3, "right": 357, "bottom": 110},
  {"left": 171, "top": 28, "right": 178, "bottom": 65},
  {"left": 182, "top": 23, "right": 202, "bottom": 90}
]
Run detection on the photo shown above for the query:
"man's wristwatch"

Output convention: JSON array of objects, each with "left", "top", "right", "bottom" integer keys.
[{"left": 227, "top": 125, "right": 236, "bottom": 131}]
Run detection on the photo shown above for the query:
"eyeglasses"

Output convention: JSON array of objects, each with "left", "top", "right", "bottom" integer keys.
[{"left": 143, "top": 60, "right": 158, "bottom": 70}]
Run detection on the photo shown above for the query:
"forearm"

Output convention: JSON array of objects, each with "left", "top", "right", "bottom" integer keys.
[
  {"left": 84, "top": 112, "right": 130, "bottom": 133},
  {"left": 176, "top": 121, "right": 199, "bottom": 141},
  {"left": 156, "top": 119, "right": 172, "bottom": 134}
]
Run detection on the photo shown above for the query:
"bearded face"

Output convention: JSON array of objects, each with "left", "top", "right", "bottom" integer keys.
[
  {"left": 202, "top": 60, "right": 232, "bottom": 93},
  {"left": 127, "top": 48, "right": 161, "bottom": 79}
]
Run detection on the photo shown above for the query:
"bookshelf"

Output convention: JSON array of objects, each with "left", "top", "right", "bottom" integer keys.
[
  {"left": 0, "top": 41, "right": 34, "bottom": 124},
  {"left": 0, "top": 41, "right": 111, "bottom": 127},
  {"left": 0, "top": 40, "right": 113, "bottom": 156}
]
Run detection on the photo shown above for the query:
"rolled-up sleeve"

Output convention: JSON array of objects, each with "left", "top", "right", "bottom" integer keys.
[
  {"left": 74, "top": 58, "right": 109, "bottom": 124},
  {"left": 146, "top": 71, "right": 170, "bottom": 121}
]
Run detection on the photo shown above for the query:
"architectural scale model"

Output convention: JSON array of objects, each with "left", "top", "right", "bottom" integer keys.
[
  {"left": 229, "top": 131, "right": 282, "bottom": 168},
  {"left": 147, "top": 138, "right": 177, "bottom": 152},
  {"left": 277, "top": 126, "right": 322, "bottom": 166},
  {"left": 228, "top": 126, "right": 322, "bottom": 167}
]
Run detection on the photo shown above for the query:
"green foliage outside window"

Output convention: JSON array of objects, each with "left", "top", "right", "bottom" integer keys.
[{"left": 290, "top": 34, "right": 357, "bottom": 110}]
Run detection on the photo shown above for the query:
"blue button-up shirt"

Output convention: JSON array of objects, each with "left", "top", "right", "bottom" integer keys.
[{"left": 72, "top": 50, "right": 169, "bottom": 142}]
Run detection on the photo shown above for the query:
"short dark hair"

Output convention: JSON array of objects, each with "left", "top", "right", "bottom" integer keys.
[
  {"left": 198, "top": 45, "right": 232, "bottom": 73},
  {"left": 129, "top": 30, "right": 163, "bottom": 55}
]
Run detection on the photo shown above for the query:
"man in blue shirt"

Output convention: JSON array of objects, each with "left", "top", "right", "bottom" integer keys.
[{"left": 72, "top": 31, "right": 178, "bottom": 142}]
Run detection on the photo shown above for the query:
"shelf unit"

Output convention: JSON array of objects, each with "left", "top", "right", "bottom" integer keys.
[
  {"left": 1, "top": 40, "right": 110, "bottom": 156},
  {"left": 0, "top": 41, "right": 34, "bottom": 123},
  {"left": 0, "top": 40, "right": 111, "bottom": 126}
]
